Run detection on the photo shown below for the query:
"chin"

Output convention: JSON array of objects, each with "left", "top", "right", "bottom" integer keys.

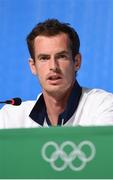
[{"left": 45, "top": 85, "right": 69, "bottom": 97}]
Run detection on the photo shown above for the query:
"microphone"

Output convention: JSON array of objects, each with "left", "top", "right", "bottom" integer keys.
[{"left": 0, "top": 97, "right": 22, "bottom": 106}]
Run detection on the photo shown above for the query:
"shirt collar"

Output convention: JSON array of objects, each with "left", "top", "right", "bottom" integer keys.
[{"left": 29, "top": 81, "right": 82, "bottom": 126}]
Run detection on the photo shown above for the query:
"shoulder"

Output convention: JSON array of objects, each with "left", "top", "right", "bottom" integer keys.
[
  {"left": 78, "top": 87, "right": 113, "bottom": 125},
  {"left": 0, "top": 100, "right": 37, "bottom": 129},
  {"left": 0, "top": 100, "right": 35, "bottom": 112},
  {"left": 0, "top": 92, "right": 42, "bottom": 114},
  {"left": 0, "top": 93, "right": 43, "bottom": 117},
  {"left": 82, "top": 87, "right": 113, "bottom": 101},
  {"left": 0, "top": 93, "right": 42, "bottom": 114},
  {"left": 83, "top": 88, "right": 113, "bottom": 119},
  {"left": 81, "top": 87, "right": 113, "bottom": 110}
]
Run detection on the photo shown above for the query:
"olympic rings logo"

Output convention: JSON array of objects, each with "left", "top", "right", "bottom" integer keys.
[{"left": 41, "top": 140, "right": 96, "bottom": 171}]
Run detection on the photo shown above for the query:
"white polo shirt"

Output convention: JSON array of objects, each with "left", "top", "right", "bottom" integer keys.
[{"left": 0, "top": 86, "right": 113, "bottom": 129}]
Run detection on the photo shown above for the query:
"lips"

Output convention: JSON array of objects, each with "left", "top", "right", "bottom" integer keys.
[
  {"left": 48, "top": 74, "right": 62, "bottom": 80},
  {"left": 47, "top": 74, "right": 62, "bottom": 84}
]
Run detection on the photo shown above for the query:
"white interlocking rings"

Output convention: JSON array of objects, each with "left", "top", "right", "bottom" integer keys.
[{"left": 41, "top": 140, "right": 96, "bottom": 171}]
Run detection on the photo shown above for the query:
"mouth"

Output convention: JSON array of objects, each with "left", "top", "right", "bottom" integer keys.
[
  {"left": 48, "top": 75, "right": 62, "bottom": 80},
  {"left": 47, "top": 74, "right": 62, "bottom": 84}
]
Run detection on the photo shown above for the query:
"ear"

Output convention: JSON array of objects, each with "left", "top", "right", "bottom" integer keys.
[
  {"left": 29, "top": 58, "right": 37, "bottom": 75},
  {"left": 74, "top": 53, "right": 81, "bottom": 71}
]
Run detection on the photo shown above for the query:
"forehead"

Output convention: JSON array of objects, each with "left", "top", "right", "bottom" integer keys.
[{"left": 34, "top": 33, "right": 70, "bottom": 52}]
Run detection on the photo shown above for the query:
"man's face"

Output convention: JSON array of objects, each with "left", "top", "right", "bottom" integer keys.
[{"left": 29, "top": 33, "right": 81, "bottom": 97}]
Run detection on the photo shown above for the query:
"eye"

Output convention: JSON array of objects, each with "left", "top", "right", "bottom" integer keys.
[
  {"left": 57, "top": 54, "right": 68, "bottom": 60},
  {"left": 60, "top": 54, "right": 66, "bottom": 58},
  {"left": 38, "top": 55, "right": 49, "bottom": 61}
]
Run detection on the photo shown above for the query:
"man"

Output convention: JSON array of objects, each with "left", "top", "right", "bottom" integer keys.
[{"left": 0, "top": 19, "right": 113, "bottom": 128}]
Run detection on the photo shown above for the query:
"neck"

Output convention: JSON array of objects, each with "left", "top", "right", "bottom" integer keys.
[{"left": 43, "top": 84, "right": 74, "bottom": 126}]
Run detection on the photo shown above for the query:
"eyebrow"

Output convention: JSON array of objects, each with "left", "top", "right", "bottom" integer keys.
[
  {"left": 36, "top": 54, "right": 50, "bottom": 59},
  {"left": 36, "top": 50, "right": 70, "bottom": 59},
  {"left": 55, "top": 51, "right": 70, "bottom": 56}
]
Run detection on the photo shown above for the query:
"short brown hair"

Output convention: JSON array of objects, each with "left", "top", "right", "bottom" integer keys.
[{"left": 26, "top": 19, "right": 80, "bottom": 60}]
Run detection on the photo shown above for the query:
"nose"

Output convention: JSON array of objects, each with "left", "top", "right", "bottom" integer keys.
[{"left": 49, "top": 58, "right": 59, "bottom": 71}]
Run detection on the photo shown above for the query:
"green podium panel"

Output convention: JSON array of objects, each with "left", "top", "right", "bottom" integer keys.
[{"left": 0, "top": 126, "right": 113, "bottom": 179}]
